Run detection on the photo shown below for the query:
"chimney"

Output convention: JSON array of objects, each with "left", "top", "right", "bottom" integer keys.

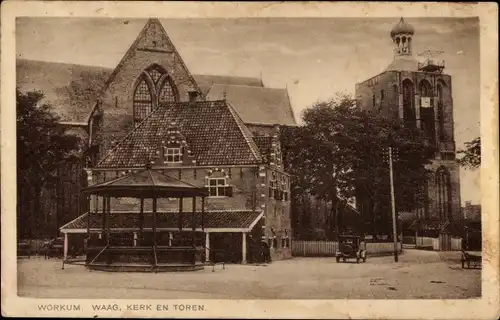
[{"left": 188, "top": 91, "right": 198, "bottom": 104}]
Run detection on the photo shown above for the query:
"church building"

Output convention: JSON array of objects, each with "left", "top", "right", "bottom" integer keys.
[
  {"left": 355, "top": 18, "right": 461, "bottom": 228},
  {"left": 17, "top": 18, "right": 296, "bottom": 263}
]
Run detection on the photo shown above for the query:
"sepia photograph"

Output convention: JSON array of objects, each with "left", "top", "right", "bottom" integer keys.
[{"left": 2, "top": 1, "right": 498, "bottom": 319}]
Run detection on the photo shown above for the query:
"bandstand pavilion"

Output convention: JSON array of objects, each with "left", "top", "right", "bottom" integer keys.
[{"left": 79, "top": 166, "right": 209, "bottom": 272}]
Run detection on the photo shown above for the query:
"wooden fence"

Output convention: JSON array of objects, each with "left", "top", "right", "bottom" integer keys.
[{"left": 291, "top": 241, "right": 402, "bottom": 257}]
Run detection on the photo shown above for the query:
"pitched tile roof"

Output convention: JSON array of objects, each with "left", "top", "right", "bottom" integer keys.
[
  {"left": 60, "top": 210, "right": 263, "bottom": 231},
  {"left": 253, "top": 136, "right": 273, "bottom": 165},
  {"left": 17, "top": 59, "right": 297, "bottom": 126},
  {"left": 16, "top": 59, "right": 112, "bottom": 122},
  {"left": 97, "top": 100, "right": 262, "bottom": 168},
  {"left": 205, "top": 84, "right": 297, "bottom": 126}
]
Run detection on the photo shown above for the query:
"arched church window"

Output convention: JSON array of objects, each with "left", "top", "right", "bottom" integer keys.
[
  {"left": 435, "top": 166, "right": 452, "bottom": 221},
  {"left": 158, "top": 77, "right": 178, "bottom": 104},
  {"left": 419, "top": 80, "right": 432, "bottom": 97},
  {"left": 147, "top": 66, "right": 164, "bottom": 84},
  {"left": 437, "top": 83, "right": 446, "bottom": 141},
  {"left": 132, "top": 64, "right": 179, "bottom": 126},
  {"left": 402, "top": 79, "right": 416, "bottom": 127},
  {"left": 133, "top": 78, "right": 153, "bottom": 124}
]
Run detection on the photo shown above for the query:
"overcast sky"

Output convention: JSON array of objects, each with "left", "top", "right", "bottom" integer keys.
[{"left": 16, "top": 17, "right": 480, "bottom": 205}]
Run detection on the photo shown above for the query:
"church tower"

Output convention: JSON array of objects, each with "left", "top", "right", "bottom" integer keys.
[{"left": 355, "top": 18, "right": 461, "bottom": 226}]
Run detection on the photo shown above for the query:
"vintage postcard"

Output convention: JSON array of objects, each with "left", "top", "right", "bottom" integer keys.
[{"left": 1, "top": 1, "right": 499, "bottom": 319}]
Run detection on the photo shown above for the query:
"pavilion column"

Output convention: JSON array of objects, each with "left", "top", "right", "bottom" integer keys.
[
  {"left": 152, "top": 196, "right": 157, "bottom": 246},
  {"left": 205, "top": 232, "right": 210, "bottom": 262},
  {"left": 133, "top": 232, "right": 138, "bottom": 247},
  {"left": 201, "top": 197, "right": 205, "bottom": 231},
  {"left": 87, "top": 196, "right": 92, "bottom": 238},
  {"left": 106, "top": 197, "right": 111, "bottom": 246},
  {"left": 63, "top": 233, "right": 68, "bottom": 261},
  {"left": 242, "top": 232, "right": 247, "bottom": 264},
  {"left": 101, "top": 197, "right": 106, "bottom": 245},
  {"left": 168, "top": 232, "right": 173, "bottom": 246},
  {"left": 139, "top": 197, "right": 144, "bottom": 245},
  {"left": 178, "top": 197, "right": 183, "bottom": 231}
]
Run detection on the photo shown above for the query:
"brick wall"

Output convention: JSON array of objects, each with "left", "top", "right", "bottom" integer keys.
[
  {"left": 356, "top": 70, "right": 460, "bottom": 223},
  {"left": 92, "top": 22, "right": 201, "bottom": 158}
]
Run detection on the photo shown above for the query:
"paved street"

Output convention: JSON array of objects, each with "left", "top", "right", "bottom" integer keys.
[{"left": 17, "top": 249, "right": 480, "bottom": 299}]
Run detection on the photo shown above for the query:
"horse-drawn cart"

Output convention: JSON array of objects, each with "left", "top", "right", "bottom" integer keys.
[{"left": 461, "top": 250, "right": 481, "bottom": 269}]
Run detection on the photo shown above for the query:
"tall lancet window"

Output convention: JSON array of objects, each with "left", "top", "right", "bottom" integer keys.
[
  {"left": 419, "top": 80, "right": 436, "bottom": 145},
  {"left": 435, "top": 166, "right": 452, "bottom": 221},
  {"left": 437, "top": 83, "right": 446, "bottom": 141},
  {"left": 132, "top": 64, "right": 179, "bottom": 126},
  {"left": 402, "top": 79, "right": 416, "bottom": 128},
  {"left": 158, "top": 78, "right": 177, "bottom": 104},
  {"left": 133, "top": 78, "right": 153, "bottom": 124}
]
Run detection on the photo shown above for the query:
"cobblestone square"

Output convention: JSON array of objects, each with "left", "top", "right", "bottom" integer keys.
[{"left": 18, "top": 250, "right": 481, "bottom": 299}]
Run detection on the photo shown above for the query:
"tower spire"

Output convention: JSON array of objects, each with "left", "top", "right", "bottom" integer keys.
[{"left": 390, "top": 17, "right": 415, "bottom": 56}]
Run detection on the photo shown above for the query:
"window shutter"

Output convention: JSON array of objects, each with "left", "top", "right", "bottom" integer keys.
[{"left": 225, "top": 186, "right": 233, "bottom": 197}]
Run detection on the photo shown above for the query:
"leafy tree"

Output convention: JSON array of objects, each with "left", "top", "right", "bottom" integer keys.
[
  {"left": 281, "top": 94, "right": 433, "bottom": 240},
  {"left": 17, "top": 89, "right": 83, "bottom": 239},
  {"left": 457, "top": 137, "right": 480, "bottom": 169},
  {"left": 280, "top": 125, "right": 316, "bottom": 239}
]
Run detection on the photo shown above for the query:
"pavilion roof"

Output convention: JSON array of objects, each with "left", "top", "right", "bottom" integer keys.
[{"left": 60, "top": 210, "right": 264, "bottom": 233}]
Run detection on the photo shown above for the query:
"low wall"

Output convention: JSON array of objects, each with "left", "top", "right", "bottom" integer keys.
[
  {"left": 291, "top": 241, "right": 402, "bottom": 257},
  {"left": 415, "top": 236, "right": 462, "bottom": 251}
]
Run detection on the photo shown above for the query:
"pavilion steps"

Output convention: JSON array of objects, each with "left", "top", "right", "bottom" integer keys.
[{"left": 87, "top": 262, "right": 205, "bottom": 272}]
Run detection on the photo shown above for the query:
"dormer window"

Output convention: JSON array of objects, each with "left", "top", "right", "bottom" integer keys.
[{"left": 164, "top": 147, "right": 182, "bottom": 163}]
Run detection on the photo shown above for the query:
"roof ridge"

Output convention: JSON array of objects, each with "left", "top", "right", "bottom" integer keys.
[
  {"left": 16, "top": 58, "right": 114, "bottom": 71},
  {"left": 194, "top": 73, "right": 262, "bottom": 80},
  {"left": 211, "top": 83, "right": 287, "bottom": 90},
  {"left": 284, "top": 86, "right": 298, "bottom": 125},
  {"left": 224, "top": 100, "right": 262, "bottom": 162}
]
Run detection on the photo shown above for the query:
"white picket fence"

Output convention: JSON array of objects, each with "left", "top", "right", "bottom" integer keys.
[{"left": 291, "top": 241, "right": 402, "bottom": 257}]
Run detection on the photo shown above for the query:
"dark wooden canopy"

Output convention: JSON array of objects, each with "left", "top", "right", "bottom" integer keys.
[{"left": 83, "top": 168, "right": 208, "bottom": 198}]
